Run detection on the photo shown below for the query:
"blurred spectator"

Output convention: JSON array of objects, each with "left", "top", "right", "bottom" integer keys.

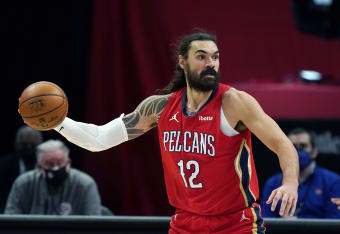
[
  {"left": 261, "top": 128, "right": 340, "bottom": 218},
  {"left": 0, "top": 126, "right": 43, "bottom": 213},
  {"left": 4, "top": 139, "right": 104, "bottom": 215}
]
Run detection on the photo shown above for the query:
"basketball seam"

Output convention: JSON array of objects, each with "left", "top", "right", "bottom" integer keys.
[
  {"left": 49, "top": 83, "right": 68, "bottom": 106},
  {"left": 37, "top": 106, "right": 68, "bottom": 130},
  {"left": 21, "top": 100, "right": 65, "bottom": 119},
  {"left": 20, "top": 81, "right": 64, "bottom": 99},
  {"left": 19, "top": 94, "right": 65, "bottom": 107},
  {"left": 47, "top": 82, "right": 68, "bottom": 103}
]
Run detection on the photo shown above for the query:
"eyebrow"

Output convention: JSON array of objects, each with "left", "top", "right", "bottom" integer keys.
[{"left": 194, "top": 50, "right": 219, "bottom": 55}]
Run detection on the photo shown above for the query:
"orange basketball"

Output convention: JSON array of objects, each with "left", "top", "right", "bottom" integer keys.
[{"left": 18, "top": 81, "right": 68, "bottom": 131}]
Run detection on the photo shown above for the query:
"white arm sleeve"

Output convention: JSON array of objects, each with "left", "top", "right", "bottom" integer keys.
[{"left": 54, "top": 114, "right": 128, "bottom": 152}]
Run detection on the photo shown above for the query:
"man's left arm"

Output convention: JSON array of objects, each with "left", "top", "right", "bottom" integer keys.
[
  {"left": 223, "top": 89, "right": 299, "bottom": 217},
  {"left": 82, "top": 180, "right": 102, "bottom": 215},
  {"left": 326, "top": 178, "right": 340, "bottom": 218}
]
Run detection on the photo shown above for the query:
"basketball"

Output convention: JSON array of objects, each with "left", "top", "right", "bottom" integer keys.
[{"left": 18, "top": 81, "right": 68, "bottom": 131}]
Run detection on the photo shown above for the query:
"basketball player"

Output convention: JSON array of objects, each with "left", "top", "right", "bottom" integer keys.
[{"left": 52, "top": 33, "right": 299, "bottom": 233}]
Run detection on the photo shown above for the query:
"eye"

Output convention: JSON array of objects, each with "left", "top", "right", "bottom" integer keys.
[
  {"left": 300, "top": 143, "right": 308, "bottom": 149},
  {"left": 212, "top": 54, "right": 219, "bottom": 60},
  {"left": 197, "top": 55, "right": 205, "bottom": 60}
]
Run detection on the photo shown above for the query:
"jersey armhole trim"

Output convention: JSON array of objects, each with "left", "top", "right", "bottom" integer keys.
[{"left": 220, "top": 106, "right": 239, "bottom": 136}]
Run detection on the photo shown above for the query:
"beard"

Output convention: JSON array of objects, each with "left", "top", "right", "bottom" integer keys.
[{"left": 185, "top": 64, "right": 219, "bottom": 92}]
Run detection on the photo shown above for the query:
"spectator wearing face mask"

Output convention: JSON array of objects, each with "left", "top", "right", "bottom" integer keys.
[
  {"left": 0, "top": 126, "right": 43, "bottom": 213},
  {"left": 261, "top": 128, "right": 340, "bottom": 218},
  {"left": 4, "top": 139, "right": 103, "bottom": 215}
]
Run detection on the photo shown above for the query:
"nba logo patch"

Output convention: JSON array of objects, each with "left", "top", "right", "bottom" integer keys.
[
  {"left": 60, "top": 202, "right": 72, "bottom": 215},
  {"left": 314, "top": 188, "right": 322, "bottom": 195}
]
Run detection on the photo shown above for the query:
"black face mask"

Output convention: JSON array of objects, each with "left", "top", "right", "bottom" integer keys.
[{"left": 43, "top": 166, "right": 69, "bottom": 187}]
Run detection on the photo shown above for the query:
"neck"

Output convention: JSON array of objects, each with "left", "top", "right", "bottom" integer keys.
[
  {"left": 186, "top": 86, "right": 213, "bottom": 113},
  {"left": 299, "top": 161, "right": 316, "bottom": 182}
]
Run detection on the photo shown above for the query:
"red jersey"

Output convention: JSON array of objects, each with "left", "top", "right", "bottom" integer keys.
[{"left": 157, "top": 83, "right": 259, "bottom": 216}]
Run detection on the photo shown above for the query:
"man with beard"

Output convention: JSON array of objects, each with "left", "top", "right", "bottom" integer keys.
[
  {"left": 0, "top": 126, "right": 43, "bottom": 213},
  {"left": 4, "top": 139, "right": 102, "bottom": 215},
  {"left": 26, "top": 32, "right": 298, "bottom": 233},
  {"left": 261, "top": 128, "right": 340, "bottom": 218}
]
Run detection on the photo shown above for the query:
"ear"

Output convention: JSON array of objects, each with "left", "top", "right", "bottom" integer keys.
[
  {"left": 311, "top": 148, "right": 318, "bottom": 159},
  {"left": 66, "top": 160, "right": 71, "bottom": 171},
  {"left": 179, "top": 55, "right": 185, "bottom": 70}
]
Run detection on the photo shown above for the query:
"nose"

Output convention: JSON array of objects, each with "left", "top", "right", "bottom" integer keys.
[{"left": 206, "top": 58, "right": 215, "bottom": 68}]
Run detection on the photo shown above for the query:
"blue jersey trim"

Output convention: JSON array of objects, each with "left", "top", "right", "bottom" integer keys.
[{"left": 181, "top": 85, "right": 219, "bottom": 117}]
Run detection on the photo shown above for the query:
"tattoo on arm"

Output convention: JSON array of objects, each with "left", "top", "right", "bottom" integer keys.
[{"left": 122, "top": 95, "right": 170, "bottom": 140}]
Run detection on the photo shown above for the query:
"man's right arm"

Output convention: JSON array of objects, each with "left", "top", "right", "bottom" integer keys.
[
  {"left": 122, "top": 94, "right": 170, "bottom": 140},
  {"left": 4, "top": 180, "right": 25, "bottom": 214},
  {"left": 55, "top": 94, "right": 170, "bottom": 152}
]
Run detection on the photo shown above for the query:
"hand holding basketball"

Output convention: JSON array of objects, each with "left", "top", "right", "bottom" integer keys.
[{"left": 18, "top": 81, "right": 68, "bottom": 131}]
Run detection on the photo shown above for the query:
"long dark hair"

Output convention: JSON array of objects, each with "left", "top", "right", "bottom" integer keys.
[{"left": 156, "top": 32, "right": 217, "bottom": 95}]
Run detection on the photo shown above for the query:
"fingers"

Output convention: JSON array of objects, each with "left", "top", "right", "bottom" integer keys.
[
  {"left": 280, "top": 193, "right": 290, "bottom": 216},
  {"left": 282, "top": 194, "right": 298, "bottom": 217},
  {"left": 270, "top": 190, "right": 282, "bottom": 212},
  {"left": 289, "top": 197, "right": 297, "bottom": 216},
  {"left": 266, "top": 189, "right": 276, "bottom": 205},
  {"left": 267, "top": 186, "right": 299, "bottom": 216},
  {"left": 331, "top": 198, "right": 340, "bottom": 210},
  {"left": 267, "top": 190, "right": 297, "bottom": 216},
  {"left": 331, "top": 198, "right": 340, "bottom": 204},
  {"left": 283, "top": 194, "right": 296, "bottom": 217}
]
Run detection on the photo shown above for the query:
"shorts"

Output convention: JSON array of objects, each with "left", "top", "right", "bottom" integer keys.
[{"left": 169, "top": 204, "right": 265, "bottom": 234}]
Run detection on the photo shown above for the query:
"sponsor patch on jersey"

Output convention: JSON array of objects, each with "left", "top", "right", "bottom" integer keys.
[{"left": 199, "top": 115, "right": 213, "bottom": 121}]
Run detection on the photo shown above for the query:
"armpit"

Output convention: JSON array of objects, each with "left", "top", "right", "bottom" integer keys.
[{"left": 235, "top": 121, "right": 248, "bottom": 132}]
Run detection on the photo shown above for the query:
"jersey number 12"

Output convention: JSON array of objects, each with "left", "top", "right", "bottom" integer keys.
[{"left": 177, "top": 160, "right": 203, "bottom": 189}]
